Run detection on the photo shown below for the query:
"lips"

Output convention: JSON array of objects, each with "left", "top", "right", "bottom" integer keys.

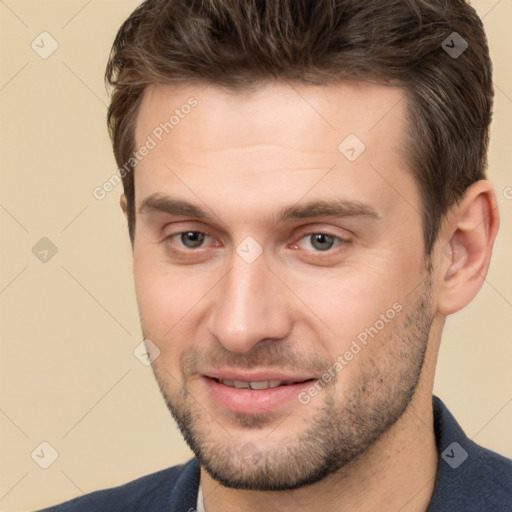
[
  {"left": 204, "top": 369, "right": 314, "bottom": 384},
  {"left": 202, "top": 370, "right": 316, "bottom": 415},
  {"left": 216, "top": 379, "right": 304, "bottom": 389}
]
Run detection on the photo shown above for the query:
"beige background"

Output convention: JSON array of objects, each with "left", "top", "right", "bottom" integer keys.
[{"left": 0, "top": 1, "right": 511, "bottom": 510}]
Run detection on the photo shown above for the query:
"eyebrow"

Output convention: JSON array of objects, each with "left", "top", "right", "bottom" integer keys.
[{"left": 138, "top": 193, "right": 380, "bottom": 224}]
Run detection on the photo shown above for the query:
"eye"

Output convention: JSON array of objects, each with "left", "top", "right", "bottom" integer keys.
[
  {"left": 171, "top": 231, "right": 211, "bottom": 249},
  {"left": 296, "top": 233, "right": 345, "bottom": 252}
]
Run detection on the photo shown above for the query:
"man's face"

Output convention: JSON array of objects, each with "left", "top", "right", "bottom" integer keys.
[{"left": 131, "top": 81, "right": 435, "bottom": 490}]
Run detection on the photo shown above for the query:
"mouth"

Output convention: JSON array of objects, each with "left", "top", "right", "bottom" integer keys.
[
  {"left": 212, "top": 378, "right": 312, "bottom": 390},
  {"left": 202, "top": 373, "right": 317, "bottom": 415}
]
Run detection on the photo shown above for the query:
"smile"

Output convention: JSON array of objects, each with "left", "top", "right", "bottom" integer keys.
[
  {"left": 204, "top": 375, "right": 316, "bottom": 415},
  {"left": 215, "top": 379, "right": 305, "bottom": 389}
]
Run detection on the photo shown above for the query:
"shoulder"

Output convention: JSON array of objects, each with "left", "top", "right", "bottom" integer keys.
[
  {"left": 37, "top": 458, "right": 199, "bottom": 512},
  {"left": 432, "top": 439, "right": 512, "bottom": 511},
  {"left": 462, "top": 440, "right": 512, "bottom": 506},
  {"left": 429, "top": 396, "right": 512, "bottom": 511}
]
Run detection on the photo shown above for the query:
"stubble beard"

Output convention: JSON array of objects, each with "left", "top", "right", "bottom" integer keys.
[{"left": 150, "top": 277, "right": 434, "bottom": 491}]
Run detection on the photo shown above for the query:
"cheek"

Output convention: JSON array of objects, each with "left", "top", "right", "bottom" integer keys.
[
  {"left": 133, "top": 247, "right": 215, "bottom": 343},
  {"left": 291, "top": 265, "right": 404, "bottom": 344},
  {"left": 133, "top": 248, "right": 178, "bottom": 333},
  {"left": 296, "top": 276, "right": 409, "bottom": 393}
]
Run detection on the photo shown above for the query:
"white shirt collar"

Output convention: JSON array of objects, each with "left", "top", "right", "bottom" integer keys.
[{"left": 196, "top": 480, "right": 205, "bottom": 512}]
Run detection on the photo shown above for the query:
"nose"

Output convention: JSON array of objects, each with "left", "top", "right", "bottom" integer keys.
[{"left": 207, "top": 250, "right": 293, "bottom": 354}]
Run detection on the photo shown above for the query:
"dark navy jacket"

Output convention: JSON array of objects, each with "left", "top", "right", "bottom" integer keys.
[{"left": 39, "top": 396, "right": 512, "bottom": 511}]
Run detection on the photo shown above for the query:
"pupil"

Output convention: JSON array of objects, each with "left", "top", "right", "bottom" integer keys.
[
  {"left": 312, "top": 233, "right": 334, "bottom": 251},
  {"left": 181, "top": 232, "right": 205, "bottom": 248}
]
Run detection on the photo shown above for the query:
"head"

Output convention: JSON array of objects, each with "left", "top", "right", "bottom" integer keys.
[{"left": 105, "top": 0, "right": 498, "bottom": 491}]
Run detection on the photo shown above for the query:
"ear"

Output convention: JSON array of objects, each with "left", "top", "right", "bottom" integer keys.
[
  {"left": 436, "top": 180, "right": 499, "bottom": 315},
  {"left": 120, "top": 193, "right": 128, "bottom": 217}
]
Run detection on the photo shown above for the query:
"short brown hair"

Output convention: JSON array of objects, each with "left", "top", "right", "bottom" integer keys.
[{"left": 105, "top": 0, "right": 493, "bottom": 253}]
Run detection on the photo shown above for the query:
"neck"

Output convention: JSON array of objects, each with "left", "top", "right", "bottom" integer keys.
[{"left": 200, "top": 390, "right": 438, "bottom": 512}]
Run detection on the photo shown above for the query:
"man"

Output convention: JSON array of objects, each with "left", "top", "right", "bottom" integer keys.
[{"left": 42, "top": 0, "right": 512, "bottom": 510}]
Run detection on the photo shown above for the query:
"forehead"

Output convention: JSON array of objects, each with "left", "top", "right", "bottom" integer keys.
[
  {"left": 133, "top": 80, "right": 417, "bottom": 224},
  {"left": 135, "top": 80, "right": 407, "bottom": 157}
]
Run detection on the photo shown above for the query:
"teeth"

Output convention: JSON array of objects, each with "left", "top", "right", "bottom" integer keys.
[
  {"left": 249, "top": 381, "right": 269, "bottom": 390},
  {"left": 219, "top": 379, "right": 285, "bottom": 389}
]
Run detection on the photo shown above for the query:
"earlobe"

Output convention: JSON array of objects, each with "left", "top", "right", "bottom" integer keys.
[{"left": 437, "top": 180, "right": 499, "bottom": 315}]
